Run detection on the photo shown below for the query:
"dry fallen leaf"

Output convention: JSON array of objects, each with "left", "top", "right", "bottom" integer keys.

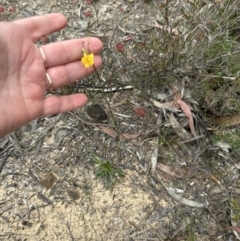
[
  {"left": 214, "top": 115, "right": 240, "bottom": 127},
  {"left": 169, "top": 84, "right": 195, "bottom": 136},
  {"left": 151, "top": 99, "right": 179, "bottom": 113},
  {"left": 177, "top": 99, "right": 195, "bottom": 136},
  {"left": 66, "top": 188, "right": 80, "bottom": 201},
  {"left": 99, "top": 126, "right": 117, "bottom": 138},
  {"left": 116, "top": 42, "right": 124, "bottom": 52},
  {"left": 121, "top": 133, "right": 140, "bottom": 140},
  {"left": 159, "top": 179, "right": 205, "bottom": 208},
  {"left": 151, "top": 146, "right": 159, "bottom": 175},
  {"left": 157, "top": 162, "right": 187, "bottom": 179},
  {"left": 100, "top": 126, "right": 140, "bottom": 140},
  {"left": 226, "top": 226, "right": 240, "bottom": 234},
  {"left": 39, "top": 172, "right": 57, "bottom": 190},
  {"left": 134, "top": 107, "right": 146, "bottom": 117},
  {"left": 169, "top": 113, "right": 192, "bottom": 140}
]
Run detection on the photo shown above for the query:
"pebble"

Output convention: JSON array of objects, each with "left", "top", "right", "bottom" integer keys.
[
  {"left": 86, "top": 104, "right": 108, "bottom": 122},
  {"left": 49, "top": 0, "right": 57, "bottom": 7},
  {"left": 50, "top": 31, "right": 61, "bottom": 42}
]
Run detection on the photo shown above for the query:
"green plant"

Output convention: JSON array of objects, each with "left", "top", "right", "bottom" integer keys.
[
  {"left": 213, "top": 129, "right": 240, "bottom": 150},
  {"left": 90, "top": 151, "right": 125, "bottom": 188},
  {"left": 229, "top": 198, "right": 240, "bottom": 223}
]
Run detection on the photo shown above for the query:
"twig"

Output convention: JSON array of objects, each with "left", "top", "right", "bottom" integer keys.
[
  {"left": 148, "top": 224, "right": 166, "bottom": 241},
  {"left": 0, "top": 156, "right": 8, "bottom": 174},
  {"left": 128, "top": 221, "right": 141, "bottom": 231},
  {"left": 78, "top": 84, "right": 133, "bottom": 92},
  {"left": 200, "top": 74, "right": 236, "bottom": 81}
]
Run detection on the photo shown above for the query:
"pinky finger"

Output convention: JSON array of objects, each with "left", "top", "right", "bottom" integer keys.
[{"left": 42, "top": 93, "right": 88, "bottom": 117}]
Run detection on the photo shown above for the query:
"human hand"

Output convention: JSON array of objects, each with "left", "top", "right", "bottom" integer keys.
[{"left": 0, "top": 13, "right": 103, "bottom": 138}]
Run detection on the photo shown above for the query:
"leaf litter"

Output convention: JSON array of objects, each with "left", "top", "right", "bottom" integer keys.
[{"left": 1, "top": 0, "right": 240, "bottom": 240}]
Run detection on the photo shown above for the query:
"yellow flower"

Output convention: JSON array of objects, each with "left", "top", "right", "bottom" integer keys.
[{"left": 81, "top": 49, "right": 94, "bottom": 68}]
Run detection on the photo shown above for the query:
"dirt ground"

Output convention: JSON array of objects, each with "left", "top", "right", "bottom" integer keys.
[{"left": 1, "top": 0, "right": 240, "bottom": 240}]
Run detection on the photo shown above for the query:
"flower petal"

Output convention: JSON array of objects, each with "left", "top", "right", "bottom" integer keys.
[{"left": 81, "top": 52, "right": 94, "bottom": 68}]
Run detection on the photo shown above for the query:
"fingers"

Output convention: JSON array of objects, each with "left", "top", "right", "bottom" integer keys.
[
  {"left": 42, "top": 93, "right": 88, "bottom": 116},
  {"left": 40, "top": 37, "right": 103, "bottom": 68},
  {"left": 15, "top": 13, "right": 67, "bottom": 41},
  {"left": 47, "top": 56, "right": 102, "bottom": 89},
  {"left": 46, "top": 55, "right": 102, "bottom": 89}
]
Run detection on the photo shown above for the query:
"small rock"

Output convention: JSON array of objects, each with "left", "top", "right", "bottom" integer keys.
[
  {"left": 86, "top": 104, "right": 108, "bottom": 122},
  {"left": 50, "top": 31, "right": 61, "bottom": 42},
  {"left": 49, "top": 0, "right": 57, "bottom": 7}
]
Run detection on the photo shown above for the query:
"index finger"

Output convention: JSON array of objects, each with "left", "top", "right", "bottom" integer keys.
[
  {"left": 14, "top": 13, "right": 67, "bottom": 41},
  {"left": 40, "top": 37, "right": 103, "bottom": 67}
]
